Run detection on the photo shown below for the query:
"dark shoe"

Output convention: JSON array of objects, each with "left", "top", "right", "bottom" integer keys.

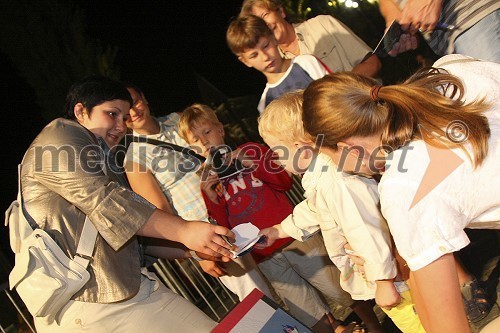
[{"left": 461, "top": 278, "right": 493, "bottom": 323}]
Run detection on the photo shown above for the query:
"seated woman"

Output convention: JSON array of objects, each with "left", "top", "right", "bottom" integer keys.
[{"left": 20, "top": 76, "right": 234, "bottom": 332}]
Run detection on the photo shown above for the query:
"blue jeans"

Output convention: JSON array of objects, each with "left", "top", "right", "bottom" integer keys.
[{"left": 454, "top": 10, "right": 500, "bottom": 63}]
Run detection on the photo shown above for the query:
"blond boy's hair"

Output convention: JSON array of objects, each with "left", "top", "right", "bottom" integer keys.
[
  {"left": 226, "top": 15, "right": 274, "bottom": 55},
  {"left": 258, "top": 90, "right": 309, "bottom": 144},
  {"left": 178, "top": 103, "right": 221, "bottom": 142}
]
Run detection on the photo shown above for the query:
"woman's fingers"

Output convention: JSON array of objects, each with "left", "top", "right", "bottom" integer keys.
[
  {"left": 210, "top": 225, "right": 237, "bottom": 257},
  {"left": 182, "top": 222, "right": 236, "bottom": 259}
]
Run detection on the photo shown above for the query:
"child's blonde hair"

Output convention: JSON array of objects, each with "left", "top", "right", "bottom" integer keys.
[
  {"left": 258, "top": 90, "right": 310, "bottom": 144},
  {"left": 178, "top": 103, "right": 222, "bottom": 142},
  {"left": 226, "top": 15, "right": 274, "bottom": 55}
]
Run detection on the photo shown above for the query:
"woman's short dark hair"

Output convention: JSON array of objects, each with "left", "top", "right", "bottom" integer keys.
[{"left": 65, "top": 75, "right": 132, "bottom": 119}]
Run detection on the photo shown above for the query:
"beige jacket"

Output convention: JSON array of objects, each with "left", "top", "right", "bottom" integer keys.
[
  {"left": 293, "top": 15, "right": 372, "bottom": 73},
  {"left": 21, "top": 118, "right": 156, "bottom": 303},
  {"left": 281, "top": 153, "right": 397, "bottom": 300}
]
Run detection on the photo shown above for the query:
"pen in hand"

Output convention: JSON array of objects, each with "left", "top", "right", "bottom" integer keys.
[
  {"left": 435, "top": 22, "right": 456, "bottom": 31},
  {"left": 208, "top": 217, "right": 235, "bottom": 248}
]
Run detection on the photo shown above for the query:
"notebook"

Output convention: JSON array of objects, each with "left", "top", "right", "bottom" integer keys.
[{"left": 231, "top": 223, "right": 265, "bottom": 258}]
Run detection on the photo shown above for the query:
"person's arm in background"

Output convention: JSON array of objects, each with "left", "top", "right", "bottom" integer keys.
[
  {"left": 379, "top": 0, "right": 418, "bottom": 55},
  {"left": 326, "top": 17, "right": 382, "bottom": 77},
  {"left": 352, "top": 54, "right": 382, "bottom": 78},
  {"left": 379, "top": 0, "right": 403, "bottom": 28},
  {"left": 379, "top": 0, "right": 442, "bottom": 55},
  {"left": 315, "top": 15, "right": 382, "bottom": 77},
  {"left": 399, "top": 0, "right": 443, "bottom": 33},
  {"left": 144, "top": 238, "right": 224, "bottom": 262},
  {"left": 125, "top": 161, "right": 174, "bottom": 213}
]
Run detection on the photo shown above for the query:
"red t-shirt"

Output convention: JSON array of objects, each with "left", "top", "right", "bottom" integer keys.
[{"left": 202, "top": 142, "right": 294, "bottom": 263}]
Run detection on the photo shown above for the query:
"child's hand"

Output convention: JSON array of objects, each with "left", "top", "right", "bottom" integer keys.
[
  {"left": 200, "top": 173, "right": 220, "bottom": 203},
  {"left": 230, "top": 148, "right": 255, "bottom": 169},
  {"left": 375, "top": 280, "right": 401, "bottom": 309},
  {"left": 199, "top": 260, "right": 227, "bottom": 278},
  {"left": 344, "top": 243, "right": 366, "bottom": 279},
  {"left": 255, "top": 227, "right": 279, "bottom": 249}
]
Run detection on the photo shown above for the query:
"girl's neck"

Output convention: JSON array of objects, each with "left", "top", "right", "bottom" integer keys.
[
  {"left": 320, "top": 146, "right": 342, "bottom": 166},
  {"left": 134, "top": 117, "right": 160, "bottom": 135}
]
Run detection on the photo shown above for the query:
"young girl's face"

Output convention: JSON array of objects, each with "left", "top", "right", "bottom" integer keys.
[
  {"left": 264, "top": 135, "right": 313, "bottom": 175},
  {"left": 79, "top": 100, "right": 130, "bottom": 149},
  {"left": 185, "top": 120, "right": 225, "bottom": 157}
]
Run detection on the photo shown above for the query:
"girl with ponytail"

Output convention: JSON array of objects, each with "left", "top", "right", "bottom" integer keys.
[{"left": 302, "top": 55, "right": 500, "bottom": 332}]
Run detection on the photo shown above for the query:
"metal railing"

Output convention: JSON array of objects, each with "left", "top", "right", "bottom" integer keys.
[{"left": 152, "top": 258, "right": 238, "bottom": 321}]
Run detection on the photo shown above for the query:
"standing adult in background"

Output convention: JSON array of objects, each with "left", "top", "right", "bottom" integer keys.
[
  {"left": 123, "top": 84, "right": 273, "bottom": 301},
  {"left": 241, "top": 0, "right": 382, "bottom": 78},
  {"left": 20, "top": 76, "right": 234, "bottom": 332},
  {"left": 379, "top": 0, "right": 500, "bottom": 62}
]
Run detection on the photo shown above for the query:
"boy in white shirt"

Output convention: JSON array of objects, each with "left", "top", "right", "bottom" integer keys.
[{"left": 257, "top": 91, "right": 425, "bottom": 333}]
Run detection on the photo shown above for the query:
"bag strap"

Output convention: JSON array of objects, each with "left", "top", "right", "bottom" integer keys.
[
  {"left": 127, "top": 134, "right": 206, "bottom": 162},
  {"left": 18, "top": 164, "right": 97, "bottom": 269},
  {"left": 73, "top": 216, "right": 98, "bottom": 268}
]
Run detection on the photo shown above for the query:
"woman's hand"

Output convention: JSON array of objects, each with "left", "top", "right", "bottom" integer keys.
[
  {"left": 200, "top": 172, "right": 220, "bottom": 203},
  {"left": 199, "top": 260, "right": 227, "bottom": 277},
  {"left": 375, "top": 280, "right": 402, "bottom": 309},
  {"left": 180, "top": 221, "right": 236, "bottom": 259}
]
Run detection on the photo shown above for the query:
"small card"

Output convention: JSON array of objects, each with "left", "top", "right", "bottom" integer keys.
[
  {"left": 373, "top": 20, "right": 404, "bottom": 57},
  {"left": 231, "top": 223, "right": 264, "bottom": 258}
]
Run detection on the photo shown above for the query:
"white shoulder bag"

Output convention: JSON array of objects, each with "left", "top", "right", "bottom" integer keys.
[{"left": 5, "top": 165, "right": 98, "bottom": 324}]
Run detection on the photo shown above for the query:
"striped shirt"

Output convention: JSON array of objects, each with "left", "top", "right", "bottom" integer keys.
[{"left": 125, "top": 113, "right": 208, "bottom": 221}]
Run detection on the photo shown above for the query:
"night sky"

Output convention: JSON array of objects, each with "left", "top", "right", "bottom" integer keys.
[
  {"left": 81, "top": 0, "right": 264, "bottom": 111},
  {"left": 1, "top": 0, "right": 264, "bottom": 263}
]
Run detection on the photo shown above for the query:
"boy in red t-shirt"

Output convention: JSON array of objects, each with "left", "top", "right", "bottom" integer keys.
[{"left": 179, "top": 103, "right": 356, "bottom": 332}]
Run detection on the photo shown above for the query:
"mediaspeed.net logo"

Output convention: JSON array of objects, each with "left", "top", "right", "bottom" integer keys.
[{"left": 409, "top": 120, "right": 468, "bottom": 209}]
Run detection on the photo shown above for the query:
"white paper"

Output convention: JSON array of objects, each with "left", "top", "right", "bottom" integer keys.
[{"left": 231, "top": 223, "right": 263, "bottom": 258}]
